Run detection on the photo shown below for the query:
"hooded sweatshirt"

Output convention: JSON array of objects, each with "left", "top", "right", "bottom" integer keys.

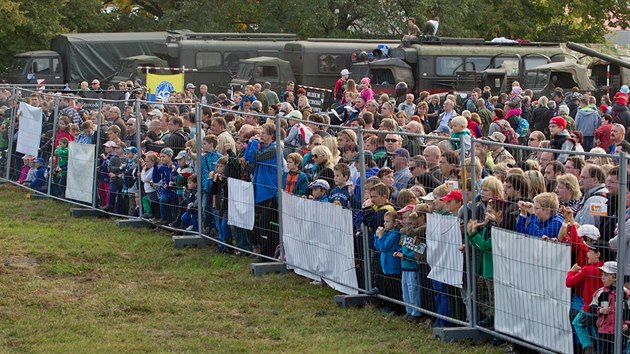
[{"left": 574, "top": 106, "right": 600, "bottom": 136}]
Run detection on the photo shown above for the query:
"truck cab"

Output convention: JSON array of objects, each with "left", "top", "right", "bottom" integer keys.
[
  {"left": 6, "top": 51, "right": 64, "bottom": 85},
  {"left": 108, "top": 55, "right": 169, "bottom": 85},
  {"left": 524, "top": 61, "right": 595, "bottom": 98},
  {"left": 229, "top": 57, "right": 295, "bottom": 94}
]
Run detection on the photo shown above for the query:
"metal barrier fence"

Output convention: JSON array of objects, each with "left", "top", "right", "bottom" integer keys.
[{"left": 2, "top": 87, "right": 630, "bottom": 353}]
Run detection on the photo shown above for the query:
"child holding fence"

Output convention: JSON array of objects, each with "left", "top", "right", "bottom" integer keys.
[
  {"left": 329, "top": 163, "right": 356, "bottom": 209},
  {"left": 588, "top": 261, "right": 630, "bottom": 354},
  {"left": 200, "top": 135, "right": 222, "bottom": 234},
  {"left": 566, "top": 240, "right": 604, "bottom": 354},
  {"left": 180, "top": 174, "right": 199, "bottom": 231},
  {"left": 153, "top": 147, "right": 178, "bottom": 225},
  {"left": 374, "top": 210, "right": 402, "bottom": 304},
  {"left": 394, "top": 204, "right": 423, "bottom": 322},
  {"left": 211, "top": 156, "right": 231, "bottom": 252},
  {"left": 466, "top": 198, "right": 505, "bottom": 328},
  {"left": 283, "top": 152, "right": 309, "bottom": 197},
  {"left": 140, "top": 154, "right": 158, "bottom": 219}
]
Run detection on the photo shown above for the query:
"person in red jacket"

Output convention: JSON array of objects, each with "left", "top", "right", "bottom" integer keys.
[
  {"left": 558, "top": 206, "right": 601, "bottom": 267},
  {"left": 595, "top": 114, "right": 613, "bottom": 150},
  {"left": 566, "top": 241, "right": 604, "bottom": 354}
]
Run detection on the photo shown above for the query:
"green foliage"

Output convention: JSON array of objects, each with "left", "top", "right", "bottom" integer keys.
[{"left": 0, "top": 0, "right": 628, "bottom": 75}]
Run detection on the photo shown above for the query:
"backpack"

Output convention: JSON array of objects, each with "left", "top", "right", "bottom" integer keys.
[
  {"left": 516, "top": 116, "right": 529, "bottom": 138},
  {"left": 496, "top": 119, "right": 519, "bottom": 145}
]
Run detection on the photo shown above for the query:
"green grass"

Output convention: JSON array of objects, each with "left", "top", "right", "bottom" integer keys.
[{"left": 0, "top": 184, "right": 503, "bottom": 353}]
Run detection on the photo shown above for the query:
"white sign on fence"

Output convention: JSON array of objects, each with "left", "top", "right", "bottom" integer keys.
[
  {"left": 65, "top": 142, "right": 95, "bottom": 203},
  {"left": 493, "top": 228, "right": 573, "bottom": 354},
  {"left": 16, "top": 102, "right": 43, "bottom": 157},
  {"left": 426, "top": 213, "right": 464, "bottom": 288},
  {"left": 227, "top": 178, "right": 255, "bottom": 230},
  {"left": 281, "top": 192, "right": 358, "bottom": 294}
]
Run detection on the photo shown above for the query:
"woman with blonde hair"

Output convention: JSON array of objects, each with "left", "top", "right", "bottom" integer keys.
[
  {"left": 516, "top": 192, "right": 563, "bottom": 238},
  {"left": 322, "top": 135, "right": 340, "bottom": 164},
  {"left": 555, "top": 173, "right": 582, "bottom": 213},
  {"left": 310, "top": 145, "right": 335, "bottom": 188},
  {"left": 524, "top": 170, "right": 546, "bottom": 200}
]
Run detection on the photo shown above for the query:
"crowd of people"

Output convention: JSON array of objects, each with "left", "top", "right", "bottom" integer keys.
[{"left": 3, "top": 75, "right": 630, "bottom": 353}]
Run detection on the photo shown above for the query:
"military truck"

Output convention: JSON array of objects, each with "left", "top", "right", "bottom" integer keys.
[
  {"left": 523, "top": 61, "right": 596, "bottom": 98},
  {"left": 5, "top": 32, "right": 170, "bottom": 86},
  {"left": 107, "top": 55, "right": 170, "bottom": 85},
  {"left": 566, "top": 42, "right": 630, "bottom": 97},
  {"left": 154, "top": 32, "right": 299, "bottom": 94},
  {"left": 348, "top": 37, "right": 569, "bottom": 97}
]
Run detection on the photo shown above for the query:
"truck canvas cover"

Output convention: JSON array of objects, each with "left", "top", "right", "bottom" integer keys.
[{"left": 51, "top": 32, "right": 169, "bottom": 83}]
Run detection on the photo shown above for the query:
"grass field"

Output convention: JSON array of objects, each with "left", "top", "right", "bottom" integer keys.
[{"left": 0, "top": 183, "right": 503, "bottom": 353}]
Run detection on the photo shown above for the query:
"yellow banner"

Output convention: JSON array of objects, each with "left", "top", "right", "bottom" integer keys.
[{"left": 146, "top": 73, "right": 184, "bottom": 102}]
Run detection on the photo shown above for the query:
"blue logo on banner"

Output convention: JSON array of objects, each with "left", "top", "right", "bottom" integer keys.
[{"left": 155, "top": 81, "right": 174, "bottom": 102}]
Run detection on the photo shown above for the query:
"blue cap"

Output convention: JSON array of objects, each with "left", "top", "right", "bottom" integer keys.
[
  {"left": 124, "top": 146, "right": 138, "bottom": 154},
  {"left": 35, "top": 158, "right": 45, "bottom": 164}
]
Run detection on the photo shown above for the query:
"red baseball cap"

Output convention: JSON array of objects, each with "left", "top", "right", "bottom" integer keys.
[
  {"left": 549, "top": 116, "right": 566, "bottom": 129},
  {"left": 440, "top": 190, "right": 463, "bottom": 202}
]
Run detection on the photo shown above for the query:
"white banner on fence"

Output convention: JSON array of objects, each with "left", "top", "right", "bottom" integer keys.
[
  {"left": 426, "top": 213, "right": 463, "bottom": 288},
  {"left": 65, "top": 142, "right": 95, "bottom": 203},
  {"left": 227, "top": 178, "right": 255, "bottom": 230},
  {"left": 16, "top": 102, "right": 43, "bottom": 157},
  {"left": 281, "top": 192, "right": 358, "bottom": 294},
  {"left": 493, "top": 228, "right": 572, "bottom": 354}
]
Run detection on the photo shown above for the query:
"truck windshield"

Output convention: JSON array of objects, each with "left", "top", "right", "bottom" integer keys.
[
  {"left": 524, "top": 70, "right": 547, "bottom": 90},
  {"left": 9, "top": 58, "right": 28, "bottom": 74}
]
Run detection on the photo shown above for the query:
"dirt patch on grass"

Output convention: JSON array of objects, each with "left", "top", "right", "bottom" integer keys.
[{"left": 2, "top": 256, "right": 39, "bottom": 270}]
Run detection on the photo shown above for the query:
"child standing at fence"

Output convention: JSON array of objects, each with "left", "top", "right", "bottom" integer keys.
[
  {"left": 566, "top": 241, "right": 604, "bottom": 354},
  {"left": 53, "top": 137, "right": 69, "bottom": 197},
  {"left": 29, "top": 158, "right": 48, "bottom": 192},
  {"left": 97, "top": 141, "right": 115, "bottom": 207},
  {"left": 140, "top": 154, "right": 158, "bottom": 219},
  {"left": 329, "top": 163, "right": 355, "bottom": 208},
  {"left": 466, "top": 198, "right": 505, "bottom": 329},
  {"left": 374, "top": 210, "right": 403, "bottom": 304},
  {"left": 283, "top": 152, "right": 309, "bottom": 197},
  {"left": 589, "top": 261, "right": 630, "bottom": 354},
  {"left": 180, "top": 174, "right": 198, "bottom": 231},
  {"left": 153, "top": 147, "right": 179, "bottom": 225},
  {"left": 308, "top": 179, "right": 330, "bottom": 202},
  {"left": 211, "top": 156, "right": 231, "bottom": 252},
  {"left": 105, "top": 143, "right": 127, "bottom": 213},
  {"left": 394, "top": 204, "right": 423, "bottom": 322},
  {"left": 200, "top": 135, "right": 222, "bottom": 234}
]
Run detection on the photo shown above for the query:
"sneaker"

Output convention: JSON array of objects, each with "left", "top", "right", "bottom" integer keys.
[
  {"left": 310, "top": 280, "right": 322, "bottom": 285},
  {"left": 185, "top": 225, "right": 194, "bottom": 231},
  {"left": 141, "top": 213, "right": 153, "bottom": 218},
  {"left": 406, "top": 315, "right": 422, "bottom": 323}
]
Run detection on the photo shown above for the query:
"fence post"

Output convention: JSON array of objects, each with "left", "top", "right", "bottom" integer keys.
[
  {"left": 614, "top": 151, "right": 627, "bottom": 354},
  {"left": 47, "top": 94, "right": 61, "bottom": 195},
  {"left": 4, "top": 87, "right": 18, "bottom": 181},
  {"left": 135, "top": 99, "right": 143, "bottom": 217},
  {"left": 357, "top": 128, "right": 372, "bottom": 291},
  {"left": 275, "top": 114, "right": 285, "bottom": 262},
  {"left": 195, "top": 103, "right": 203, "bottom": 234},
  {"left": 92, "top": 98, "right": 103, "bottom": 208},
  {"left": 467, "top": 138, "right": 478, "bottom": 328},
  {"left": 459, "top": 136, "right": 472, "bottom": 326}
]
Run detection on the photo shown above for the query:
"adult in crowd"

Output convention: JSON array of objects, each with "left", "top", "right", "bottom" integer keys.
[
  {"left": 575, "top": 164, "right": 608, "bottom": 227},
  {"left": 210, "top": 116, "right": 236, "bottom": 155},
  {"left": 574, "top": 97, "right": 600, "bottom": 152},
  {"left": 244, "top": 122, "right": 282, "bottom": 258}
]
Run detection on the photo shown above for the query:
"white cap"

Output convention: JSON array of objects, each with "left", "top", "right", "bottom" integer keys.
[
  {"left": 147, "top": 109, "right": 162, "bottom": 117},
  {"left": 340, "top": 69, "right": 351, "bottom": 76},
  {"left": 577, "top": 224, "right": 600, "bottom": 241}
]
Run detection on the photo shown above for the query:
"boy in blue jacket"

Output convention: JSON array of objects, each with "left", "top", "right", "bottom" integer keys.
[
  {"left": 29, "top": 158, "right": 48, "bottom": 192},
  {"left": 516, "top": 192, "right": 564, "bottom": 239}
]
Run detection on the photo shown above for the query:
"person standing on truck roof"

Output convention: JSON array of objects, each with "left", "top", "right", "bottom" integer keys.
[
  {"left": 334, "top": 69, "right": 350, "bottom": 104},
  {"left": 359, "top": 77, "right": 374, "bottom": 103}
]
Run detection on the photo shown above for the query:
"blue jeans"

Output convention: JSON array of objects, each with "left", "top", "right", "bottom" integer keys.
[
  {"left": 159, "top": 190, "right": 177, "bottom": 223},
  {"left": 231, "top": 225, "right": 252, "bottom": 252},
  {"left": 583, "top": 136, "right": 594, "bottom": 152},
  {"left": 402, "top": 271, "right": 421, "bottom": 317},
  {"left": 180, "top": 211, "right": 198, "bottom": 231},
  {"left": 432, "top": 280, "right": 451, "bottom": 327},
  {"left": 217, "top": 212, "right": 231, "bottom": 252}
]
